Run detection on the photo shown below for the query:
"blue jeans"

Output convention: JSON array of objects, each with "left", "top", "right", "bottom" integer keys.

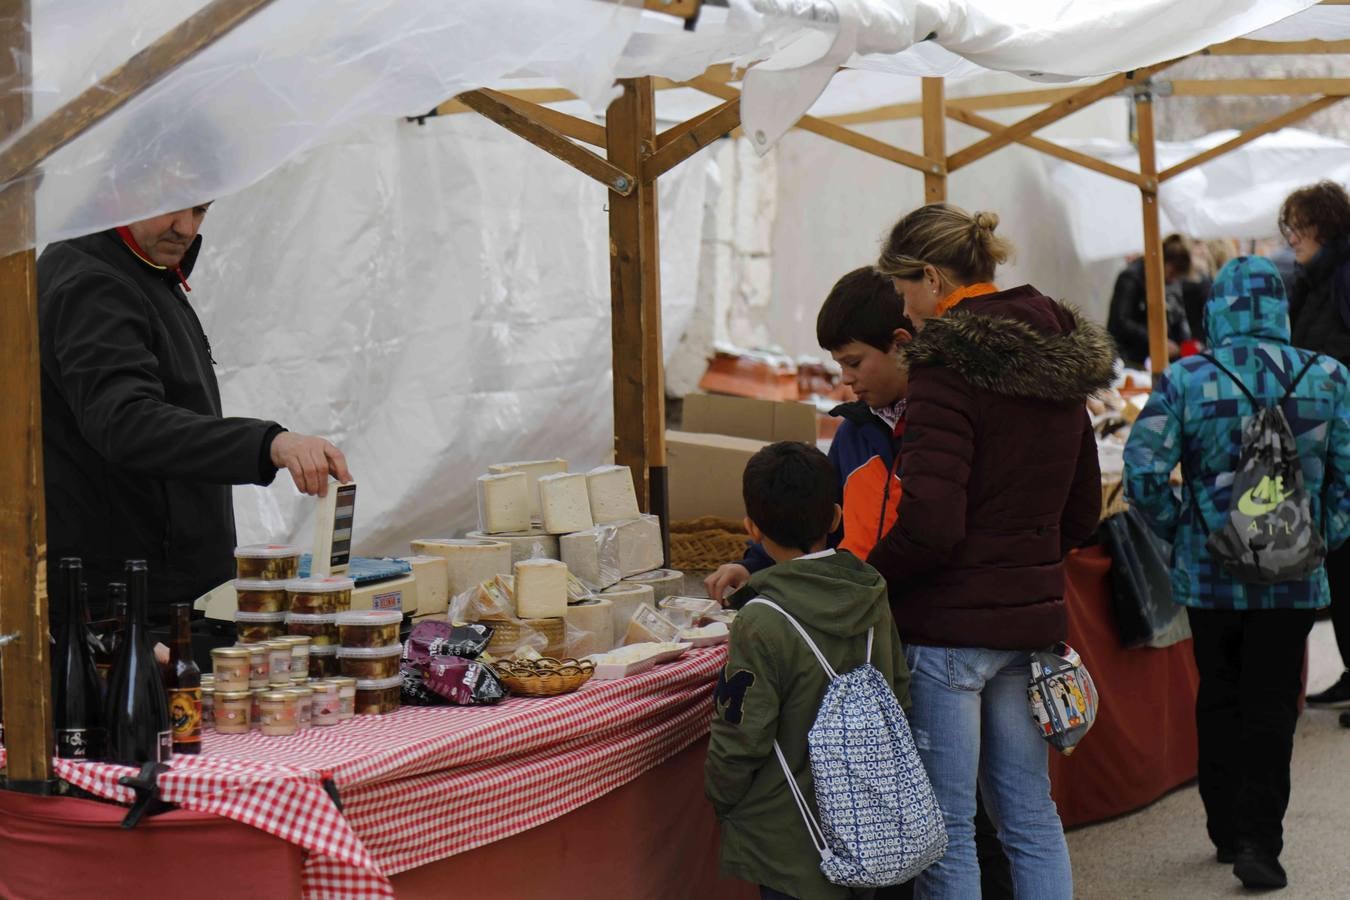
[{"left": 905, "top": 645, "right": 1072, "bottom": 900}]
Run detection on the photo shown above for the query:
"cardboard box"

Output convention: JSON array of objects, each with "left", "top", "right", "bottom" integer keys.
[
  {"left": 666, "top": 430, "right": 767, "bottom": 522},
  {"left": 681, "top": 393, "right": 818, "bottom": 444}
]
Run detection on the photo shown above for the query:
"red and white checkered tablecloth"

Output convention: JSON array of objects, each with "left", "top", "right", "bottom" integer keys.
[{"left": 39, "top": 646, "right": 725, "bottom": 899}]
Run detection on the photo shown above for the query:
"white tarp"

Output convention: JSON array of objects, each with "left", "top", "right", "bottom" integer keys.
[
  {"left": 9, "top": 0, "right": 1340, "bottom": 256},
  {"left": 1047, "top": 128, "right": 1350, "bottom": 260}
]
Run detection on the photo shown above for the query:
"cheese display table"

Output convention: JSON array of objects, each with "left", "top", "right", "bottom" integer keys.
[{"left": 1, "top": 648, "right": 728, "bottom": 899}]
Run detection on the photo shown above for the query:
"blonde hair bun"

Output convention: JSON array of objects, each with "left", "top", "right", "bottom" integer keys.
[{"left": 973, "top": 210, "right": 1000, "bottom": 232}]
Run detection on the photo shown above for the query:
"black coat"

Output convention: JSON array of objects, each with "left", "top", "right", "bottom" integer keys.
[
  {"left": 1106, "top": 258, "right": 1191, "bottom": 368},
  {"left": 1289, "top": 239, "right": 1350, "bottom": 366},
  {"left": 38, "top": 230, "right": 283, "bottom": 620}
]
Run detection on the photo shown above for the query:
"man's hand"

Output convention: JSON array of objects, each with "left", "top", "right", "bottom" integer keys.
[
  {"left": 704, "top": 563, "right": 750, "bottom": 607},
  {"left": 269, "top": 432, "right": 353, "bottom": 497}
]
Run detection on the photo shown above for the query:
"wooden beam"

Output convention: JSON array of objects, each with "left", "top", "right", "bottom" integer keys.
[
  {"left": 1135, "top": 91, "right": 1169, "bottom": 377},
  {"left": 448, "top": 89, "right": 605, "bottom": 147},
  {"left": 0, "top": 0, "right": 277, "bottom": 193},
  {"left": 457, "top": 90, "right": 635, "bottom": 195},
  {"left": 1166, "top": 78, "right": 1350, "bottom": 97},
  {"left": 1206, "top": 38, "right": 1350, "bottom": 55},
  {"left": 0, "top": 0, "right": 53, "bottom": 791},
  {"left": 644, "top": 0, "right": 701, "bottom": 18},
  {"left": 947, "top": 61, "right": 1180, "bottom": 173},
  {"left": 922, "top": 78, "right": 947, "bottom": 202},
  {"left": 645, "top": 96, "right": 740, "bottom": 180},
  {"left": 1160, "top": 95, "right": 1345, "bottom": 182},
  {"left": 948, "top": 107, "right": 1151, "bottom": 188},
  {"left": 690, "top": 78, "right": 944, "bottom": 174},
  {"left": 821, "top": 86, "right": 1091, "bottom": 127},
  {"left": 606, "top": 78, "right": 668, "bottom": 558}
]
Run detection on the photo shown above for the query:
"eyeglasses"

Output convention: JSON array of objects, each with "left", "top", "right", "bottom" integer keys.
[{"left": 1280, "top": 222, "right": 1304, "bottom": 241}]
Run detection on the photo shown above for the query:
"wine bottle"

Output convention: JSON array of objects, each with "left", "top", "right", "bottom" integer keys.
[
  {"left": 52, "top": 558, "right": 105, "bottom": 760},
  {"left": 164, "top": 604, "right": 202, "bottom": 754},
  {"left": 93, "top": 583, "right": 127, "bottom": 689},
  {"left": 104, "top": 560, "right": 172, "bottom": 764}
]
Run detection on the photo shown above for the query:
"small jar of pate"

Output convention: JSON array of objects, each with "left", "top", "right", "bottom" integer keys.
[
  {"left": 201, "top": 684, "right": 216, "bottom": 731},
  {"left": 278, "top": 635, "right": 312, "bottom": 678},
  {"left": 266, "top": 640, "right": 294, "bottom": 686},
  {"left": 258, "top": 691, "right": 300, "bottom": 737},
  {"left": 251, "top": 688, "right": 268, "bottom": 729},
  {"left": 285, "top": 684, "right": 315, "bottom": 730},
  {"left": 235, "top": 643, "right": 270, "bottom": 689},
  {"left": 331, "top": 676, "right": 357, "bottom": 720},
  {"left": 311, "top": 680, "right": 341, "bottom": 726},
  {"left": 210, "top": 647, "right": 251, "bottom": 692},
  {"left": 214, "top": 690, "right": 252, "bottom": 734}
]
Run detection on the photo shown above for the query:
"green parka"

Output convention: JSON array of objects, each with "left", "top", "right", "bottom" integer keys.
[{"left": 705, "top": 550, "right": 912, "bottom": 900}]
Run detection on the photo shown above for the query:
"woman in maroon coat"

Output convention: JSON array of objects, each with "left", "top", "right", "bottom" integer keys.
[{"left": 868, "top": 204, "right": 1114, "bottom": 899}]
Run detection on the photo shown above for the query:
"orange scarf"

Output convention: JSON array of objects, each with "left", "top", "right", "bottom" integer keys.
[{"left": 935, "top": 282, "right": 997, "bottom": 317}]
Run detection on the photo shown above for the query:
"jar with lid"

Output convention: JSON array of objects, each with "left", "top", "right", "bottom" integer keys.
[
  {"left": 266, "top": 640, "right": 293, "bottom": 686},
  {"left": 285, "top": 576, "right": 355, "bottom": 614},
  {"left": 285, "top": 684, "right": 315, "bottom": 729},
  {"left": 235, "top": 611, "right": 286, "bottom": 644},
  {"left": 234, "top": 578, "right": 289, "bottom": 613},
  {"left": 210, "top": 647, "right": 251, "bottom": 692},
  {"left": 258, "top": 691, "right": 299, "bottom": 736},
  {"left": 330, "top": 676, "right": 357, "bottom": 720},
  {"left": 337, "top": 644, "right": 403, "bottom": 680},
  {"left": 234, "top": 544, "right": 300, "bottom": 581},
  {"left": 286, "top": 612, "right": 338, "bottom": 646},
  {"left": 353, "top": 675, "right": 402, "bottom": 715},
  {"left": 201, "top": 684, "right": 216, "bottom": 731},
  {"left": 277, "top": 635, "right": 312, "bottom": 679},
  {"left": 237, "top": 643, "right": 269, "bottom": 689},
  {"left": 336, "top": 610, "right": 402, "bottom": 648},
  {"left": 308, "top": 644, "right": 339, "bottom": 678},
  {"left": 214, "top": 690, "right": 252, "bottom": 734},
  {"left": 311, "top": 680, "right": 341, "bottom": 726}
]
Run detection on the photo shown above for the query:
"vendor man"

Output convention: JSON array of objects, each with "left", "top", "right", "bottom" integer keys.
[{"left": 38, "top": 203, "right": 351, "bottom": 626}]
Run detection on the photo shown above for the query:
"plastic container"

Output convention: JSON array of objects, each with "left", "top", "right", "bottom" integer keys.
[
  {"left": 286, "top": 612, "right": 338, "bottom": 646},
  {"left": 336, "top": 610, "right": 402, "bottom": 648},
  {"left": 266, "top": 641, "right": 294, "bottom": 686},
  {"left": 201, "top": 684, "right": 216, "bottom": 731},
  {"left": 285, "top": 685, "right": 315, "bottom": 730},
  {"left": 210, "top": 647, "right": 251, "bottom": 692},
  {"left": 235, "top": 611, "right": 286, "bottom": 644},
  {"left": 234, "top": 578, "right": 289, "bottom": 613},
  {"left": 336, "top": 644, "right": 403, "bottom": 680},
  {"left": 234, "top": 544, "right": 300, "bottom": 581},
  {"left": 258, "top": 691, "right": 299, "bottom": 736},
  {"left": 308, "top": 644, "right": 339, "bottom": 678},
  {"left": 353, "top": 675, "right": 402, "bottom": 715},
  {"left": 310, "top": 680, "right": 341, "bottom": 726},
  {"left": 277, "top": 635, "right": 312, "bottom": 678},
  {"left": 214, "top": 690, "right": 252, "bottom": 734},
  {"left": 286, "top": 576, "right": 355, "bottom": 615},
  {"left": 331, "top": 676, "right": 357, "bottom": 720},
  {"left": 236, "top": 643, "right": 270, "bottom": 690}
]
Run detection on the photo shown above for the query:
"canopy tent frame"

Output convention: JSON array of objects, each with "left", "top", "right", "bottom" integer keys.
[{"left": 2, "top": 0, "right": 1348, "bottom": 791}]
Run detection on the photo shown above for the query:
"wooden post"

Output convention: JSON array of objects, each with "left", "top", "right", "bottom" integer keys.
[
  {"left": 922, "top": 78, "right": 946, "bottom": 203},
  {"left": 1134, "top": 89, "right": 1169, "bottom": 376},
  {"left": 606, "top": 78, "right": 670, "bottom": 561},
  {"left": 0, "top": 0, "right": 54, "bottom": 792}
]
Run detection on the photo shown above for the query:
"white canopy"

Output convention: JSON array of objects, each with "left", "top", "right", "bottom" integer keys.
[{"left": 11, "top": 0, "right": 1344, "bottom": 257}]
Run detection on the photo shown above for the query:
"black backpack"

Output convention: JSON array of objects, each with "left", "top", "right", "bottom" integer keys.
[{"left": 1200, "top": 352, "right": 1325, "bottom": 584}]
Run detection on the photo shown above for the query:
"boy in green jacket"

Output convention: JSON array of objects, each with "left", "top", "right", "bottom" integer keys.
[{"left": 705, "top": 441, "right": 912, "bottom": 900}]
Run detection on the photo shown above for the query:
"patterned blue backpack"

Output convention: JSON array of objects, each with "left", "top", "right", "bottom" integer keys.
[{"left": 746, "top": 598, "right": 947, "bottom": 887}]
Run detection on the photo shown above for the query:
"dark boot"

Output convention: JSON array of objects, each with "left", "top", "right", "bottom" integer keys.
[
  {"left": 1233, "top": 847, "right": 1287, "bottom": 890},
  {"left": 1306, "top": 670, "right": 1350, "bottom": 707}
]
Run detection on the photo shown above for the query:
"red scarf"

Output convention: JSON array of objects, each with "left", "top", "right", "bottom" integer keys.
[{"left": 115, "top": 226, "right": 191, "bottom": 292}]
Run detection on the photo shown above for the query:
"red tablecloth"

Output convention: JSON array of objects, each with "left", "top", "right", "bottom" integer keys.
[
  {"left": 1049, "top": 545, "right": 1200, "bottom": 827},
  {"left": 45, "top": 647, "right": 726, "bottom": 899}
]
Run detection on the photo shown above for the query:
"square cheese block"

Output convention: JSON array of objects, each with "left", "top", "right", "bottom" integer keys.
[
  {"left": 488, "top": 459, "right": 568, "bottom": 519},
  {"left": 514, "top": 559, "right": 569, "bottom": 620},
  {"left": 409, "top": 538, "right": 511, "bottom": 599},
  {"left": 538, "top": 472, "right": 594, "bottom": 534},
  {"left": 476, "top": 472, "right": 531, "bottom": 534},
  {"left": 398, "top": 555, "right": 449, "bottom": 616},
  {"left": 586, "top": 465, "right": 642, "bottom": 524},
  {"left": 560, "top": 515, "right": 663, "bottom": 590}
]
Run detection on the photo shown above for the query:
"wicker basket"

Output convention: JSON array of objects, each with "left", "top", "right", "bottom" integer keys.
[
  {"left": 493, "top": 657, "right": 595, "bottom": 697},
  {"left": 1101, "top": 477, "right": 1128, "bottom": 520},
  {"left": 670, "top": 517, "right": 750, "bottom": 573}
]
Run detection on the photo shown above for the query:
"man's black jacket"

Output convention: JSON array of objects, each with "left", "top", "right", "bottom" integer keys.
[{"left": 38, "top": 230, "right": 283, "bottom": 620}]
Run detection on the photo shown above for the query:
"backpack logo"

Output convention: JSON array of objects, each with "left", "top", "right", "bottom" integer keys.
[{"left": 1236, "top": 475, "right": 1290, "bottom": 517}]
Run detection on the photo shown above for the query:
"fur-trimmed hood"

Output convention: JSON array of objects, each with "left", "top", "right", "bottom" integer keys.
[{"left": 902, "top": 285, "right": 1116, "bottom": 403}]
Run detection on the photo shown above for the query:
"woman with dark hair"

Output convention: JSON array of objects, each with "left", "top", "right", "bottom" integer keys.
[
  {"left": 868, "top": 203, "right": 1115, "bottom": 899},
  {"left": 1281, "top": 180, "right": 1350, "bottom": 713}
]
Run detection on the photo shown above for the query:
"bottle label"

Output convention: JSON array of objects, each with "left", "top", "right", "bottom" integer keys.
[
  {"left": 56, "top": 727, "right": 104, "bottom": 760},
  {"left": 169, "top": 688, "right": 202, "bottom": 746},
  {"left": 157, "top": 730, "right": 173, "bottom": 762}
]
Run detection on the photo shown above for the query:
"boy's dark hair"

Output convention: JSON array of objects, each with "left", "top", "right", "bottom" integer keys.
[
  {"left": 815, "top": 266, "right": 915, "bottom": 353},
  {"left": 1280, "top": 180, "right": 1350, "bottom": 244},
  {"left": 743, "top": 441, "right": 837, "bottom": 553}
]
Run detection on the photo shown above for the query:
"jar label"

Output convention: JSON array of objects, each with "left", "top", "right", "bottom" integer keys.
[
  {"left": 56, "top": 727, "right": 105, "bottom": 759},
  {"left": 169, "top": 688, "right": 202, "bottom": 745}
]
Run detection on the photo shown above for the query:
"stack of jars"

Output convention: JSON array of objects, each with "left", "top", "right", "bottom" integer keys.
[
  {"left": 336, "top": 610, "right": 403, "bottom": 715},
  {"left": 285, "top": 575, "right": 352, "bottom": 678},
  {"left": 208, "top": 640, "right": 357, "bottom": 737},
  {"left": 233, "top": 544, "right": 300, "bottom": 643}
]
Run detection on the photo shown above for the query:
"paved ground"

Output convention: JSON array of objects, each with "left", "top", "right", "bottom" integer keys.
[{"left": 1067, "top": 620, "right": 1348, "bottom": 898}]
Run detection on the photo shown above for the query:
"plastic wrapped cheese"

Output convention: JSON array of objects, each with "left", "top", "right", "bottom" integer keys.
[
  {"left": 598, "top": 582, "right": 653, "bottom": 644},
  {"left": 514, "top": 559, "right": 568, "bottom": 619},
  {"left": 488, "top": 458, "right": 568, "bottom": 519},
  {"left": 559, "top": 515, "right": 662, "bottom": 590},
  {"left": 537, "top": 472, "right": 594, "bottom": 534},
  {"left": 476, "top": 472, "right": 531, "bottom": 534},
  {"left": 586, "top": 465, "right": 641, "bottom": 524},
  {"left": 408, "top": 538, "right": 511, "bottom": 600},
  {"left": 621, "top": 568, "right": 683, "bottom": 603},
  {"left": 623, "top": 603, "right": 681, "bottom": 645},
  {"left": 565, "top": 597, "right": 615, "bottom": 657},
  {"left": 465, "top": 529, "right": 559, "bottom": 564}
]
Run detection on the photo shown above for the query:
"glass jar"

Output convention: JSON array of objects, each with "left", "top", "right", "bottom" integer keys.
[
  {"left": 336, "top": 610, "right": 402, "bottom": 648},
  {"left": 258, "top": 691, "right": 299, "bottom": 736},
  {"left": 234, "top": 544, "right": 300, "bottom": 581},
  {"left": 266, "top": 640, "right": 294, "bottom": 686},
  {"left": 201, "top": 684, "right": 216, "bottom": 731},
  {"left": 235, "top": 611, "right": 286, "bottom": 644},
  {"left": 311, "top": 680, "right": 341, "bottom": 726},
  {"left": 234, "top": 578, "right": 289, "bottom": 613},
  {"left": 353, "top": 675, "right": 402, "bottom": 715},
  {"left": 236, "top": 643, "right": 270, "bottom": 690},
  {"left": 308, "top": 644, "right": 339, "bottom": 678},
  {"left": 285, "top": 685, "right": 315, "bottom": 730},
  {"left": 337, "top": 644, "right": 403, "bottom": 680},
  {"left": 331, "top": 676, "right": 357, "bottom": 720},
  {"left": 210, "top": 647, "right": 251, "bottom": 692},
  {"left": 214, "top": 690, "right": 252, "bottom": 734},
  {"left": 277, "top": 635, "right": 312, "bottom": 678},
  {"left": 285, "top": 576, "right": 355, "bottom": 615},
  {"left": 286, "top": 612, "right": 338, "bottom": 646}
]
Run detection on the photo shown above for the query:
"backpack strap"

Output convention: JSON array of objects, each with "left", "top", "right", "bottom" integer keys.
[
  {"left": 1281, "top": 353, "right": 1321, "bottom": 405},
  {"left": 744, "top": 597, "right": 839, "bottom": 679},
  {"left": 1201, "top": 352, "right": 1259, "bottom": 408},
  {"left": 772, "top": 741, "right": 833, "bottom": 862}
]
